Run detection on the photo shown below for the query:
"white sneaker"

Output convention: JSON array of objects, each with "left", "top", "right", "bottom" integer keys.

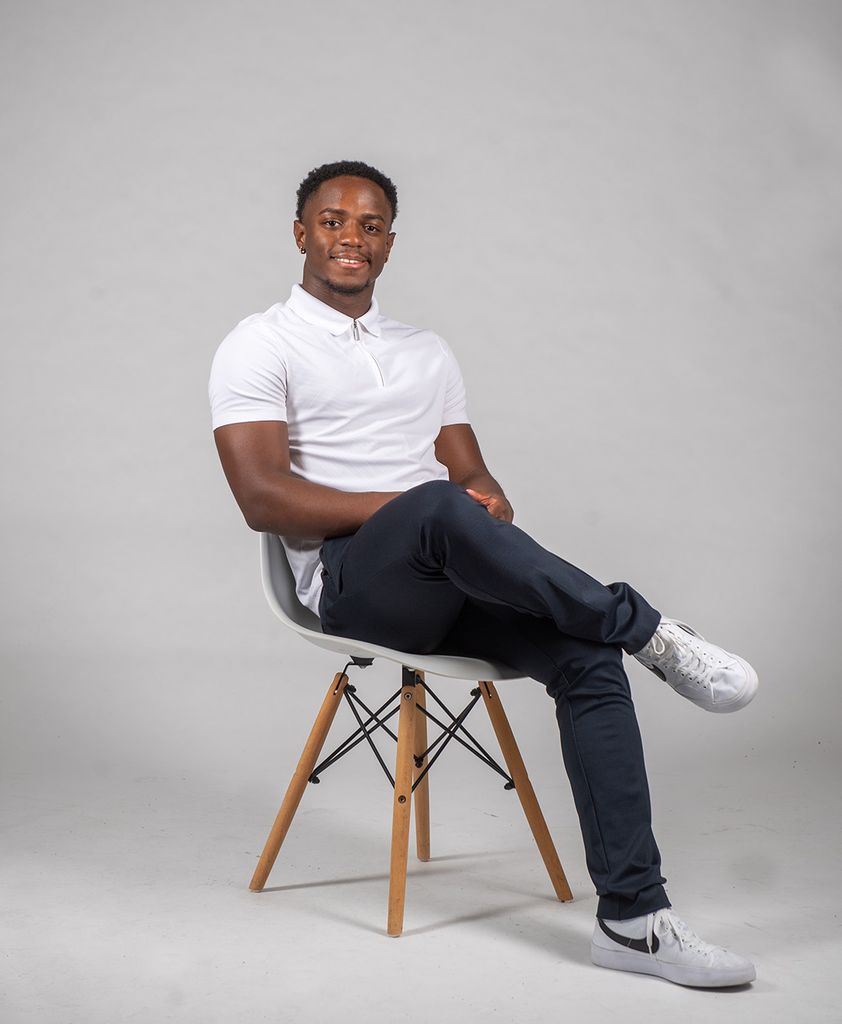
[
  {"left": 633, "top": 618, "right": 758, "bottom": 713},
  {"left": 591, "top": 908, "right": 756, "bottom": 987}
]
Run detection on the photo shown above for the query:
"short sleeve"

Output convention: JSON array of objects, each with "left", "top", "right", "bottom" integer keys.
[
  {"left": 437, "top": 336, "right": 470, "bottom": 426},
  {"left": 209, "top": 320, "right": 288, "bottom": 429}
]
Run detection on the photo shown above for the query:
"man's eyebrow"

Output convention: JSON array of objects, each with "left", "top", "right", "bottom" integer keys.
[{"left": 317, "top": 207, "right": 386, "bottom": 222}]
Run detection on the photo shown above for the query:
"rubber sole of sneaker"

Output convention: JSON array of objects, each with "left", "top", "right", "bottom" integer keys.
[{"left": 591, "top": 943, "right": 756, "bottom": 987}]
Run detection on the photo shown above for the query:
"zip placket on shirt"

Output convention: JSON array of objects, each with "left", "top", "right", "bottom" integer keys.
[{"left": 352, "top": 319, "right": 385, "bottom": 387}]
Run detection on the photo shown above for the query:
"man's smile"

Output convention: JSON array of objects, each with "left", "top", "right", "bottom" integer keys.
[{"left": 331, "top": 253, "right": 369, "bottom": 267}]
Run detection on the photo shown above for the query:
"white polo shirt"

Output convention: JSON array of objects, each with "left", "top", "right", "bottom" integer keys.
[{"left": 209, "top": 284, "right": 470, "bottom": 615}]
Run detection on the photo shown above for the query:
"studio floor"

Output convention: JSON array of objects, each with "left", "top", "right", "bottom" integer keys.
[{"left": 3, "top": 750, "right": 839, "bottom": 1024}]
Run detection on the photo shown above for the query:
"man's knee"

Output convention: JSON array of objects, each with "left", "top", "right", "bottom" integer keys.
[{"left": 402, "top": 479, "right": 467, "bottom": 520}]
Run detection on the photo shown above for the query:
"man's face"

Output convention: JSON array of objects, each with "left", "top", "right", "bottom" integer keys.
[{"left": 294, "top": 175, "right": 395, "bottom": 298}]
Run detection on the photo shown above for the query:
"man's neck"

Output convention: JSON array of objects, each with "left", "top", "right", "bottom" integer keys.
[{"left": 300, "top": 278, "right": 374, "bottom": 320}]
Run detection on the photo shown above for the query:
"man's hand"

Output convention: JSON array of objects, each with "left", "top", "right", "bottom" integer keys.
[
  {"left": 465, "top": 487, "right": 514, "bottom": 524},
  {"left": 433, "top": 423, "right": 513, "bottom": 524}
]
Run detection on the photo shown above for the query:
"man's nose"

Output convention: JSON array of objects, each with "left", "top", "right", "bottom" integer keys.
[{"left": 339, "top": 222, "right": 364, "bottom": 246}]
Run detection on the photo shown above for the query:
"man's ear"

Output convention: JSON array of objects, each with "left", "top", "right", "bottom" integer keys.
[
  {"left": 293, "top": 220, "right": 305, "bottom": 252},
  {"left": 385, "top": 231, "right": 396, "bottom": 262}
]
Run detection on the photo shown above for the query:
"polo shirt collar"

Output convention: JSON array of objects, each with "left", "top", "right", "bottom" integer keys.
[{"left": 287, "top": 284, "right": 382, "bottom": 338}]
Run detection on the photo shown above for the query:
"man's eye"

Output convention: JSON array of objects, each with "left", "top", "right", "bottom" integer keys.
[
  {"left": 323, "top": 219, "right": 340, "bottom": 227},
  {"left": 365, "top": 224, "right": 380, "bottom": 233}
]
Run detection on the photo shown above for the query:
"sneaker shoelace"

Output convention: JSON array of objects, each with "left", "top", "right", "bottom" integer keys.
[
  {"left": 648, "top": 909, "right": 720, "bottom": 959},
  {"left": 653, "top": 623, "right": 716, "bottom": 691}
]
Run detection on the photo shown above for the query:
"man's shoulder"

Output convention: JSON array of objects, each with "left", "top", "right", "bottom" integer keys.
[
  {"left": 218, "top": 301, "right": 298, "bottom": 353},
  {"left": 212, "top": 303, "right": 296, "bottom": 382},
  {"left": 228, "top": 301, "right": 290, "bottom": 338},
  {"left": 378, "top": 310, "right": 446, "bottom": 348}
]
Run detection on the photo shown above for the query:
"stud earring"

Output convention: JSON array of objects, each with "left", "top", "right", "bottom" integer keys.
[{"left": 299, "top": 246, "right": 306, "bottom": 254}]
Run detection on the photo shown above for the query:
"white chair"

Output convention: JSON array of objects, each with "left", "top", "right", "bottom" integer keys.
[{"left": 249, "top": 532, "right": 573, "bottom": 936}]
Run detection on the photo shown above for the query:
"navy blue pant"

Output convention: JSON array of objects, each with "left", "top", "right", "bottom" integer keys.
[{"left": 318, "top": 480, "right": 669, "bottom": 920}]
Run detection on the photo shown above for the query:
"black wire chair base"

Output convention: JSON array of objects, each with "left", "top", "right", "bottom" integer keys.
[{"left": 308, "top": 663, "right": 515, "bottom": 792}]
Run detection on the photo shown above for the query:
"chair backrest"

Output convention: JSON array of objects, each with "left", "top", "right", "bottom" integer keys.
[{"left": 260, "top": 533, "right": 324, "bottom": 634}]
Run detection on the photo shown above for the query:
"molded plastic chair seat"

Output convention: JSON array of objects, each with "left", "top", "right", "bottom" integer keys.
[{"left": 261, "top": 530, "right": 524, "bottom": 680}]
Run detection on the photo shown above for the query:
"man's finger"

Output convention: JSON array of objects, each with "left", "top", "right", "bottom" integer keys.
[{"left": 466, "top": 488, "right": 490, "bottom": 503}]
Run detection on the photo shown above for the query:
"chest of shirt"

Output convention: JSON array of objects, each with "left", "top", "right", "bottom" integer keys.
[{"left": 282, "top": 328, "right": 447, "bottom": 434}]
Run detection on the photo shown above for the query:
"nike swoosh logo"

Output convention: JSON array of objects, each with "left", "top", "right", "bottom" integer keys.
[{"left": 598, "top": 918, "right": 659, "bottom": 954}]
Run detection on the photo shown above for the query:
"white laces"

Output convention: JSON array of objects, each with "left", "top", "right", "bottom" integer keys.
[
  {"left": 655, "top": 622, "right": 717, "bottom": 689},
  {"left": 649, "top": 909, "right": 720, "bottom": 957}
]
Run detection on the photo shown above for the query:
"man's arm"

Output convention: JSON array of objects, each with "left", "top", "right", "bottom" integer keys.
[
  {"left": 213, "top": 421, "right": 401, "bottom": 538},
  {"left": 434, "top": 423, "right": 514, "bottom": 523}
]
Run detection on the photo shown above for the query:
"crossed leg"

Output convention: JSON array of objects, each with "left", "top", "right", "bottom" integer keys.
[{"left": 319, "top": 479, "right": 669, "bottom": 919}]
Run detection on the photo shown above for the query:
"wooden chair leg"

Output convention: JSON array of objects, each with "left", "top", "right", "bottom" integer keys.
[
  {"left": 413, "top": 674, "right": 431, "bottom": 862},
  {"left": 249, "top": 671, "right": 349, "bottom": 892},
  {"left": 387, "top": 677, "right": 417, "bottom": 936},
  {"left": 478, "top": 680, "right": 574, "bottom": 903}
]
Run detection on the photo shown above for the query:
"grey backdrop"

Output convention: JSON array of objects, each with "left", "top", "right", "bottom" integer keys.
[
  {"left": 2, "top": 1, "right": 841, "bottom": 1019},
  {"left": 2, "top": 0, "right": 839, "bottom": 780}
]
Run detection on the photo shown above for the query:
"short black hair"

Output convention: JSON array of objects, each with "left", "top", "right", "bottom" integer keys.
[{"left": 295, "top": 160, "right": 398, "bottom": 223}]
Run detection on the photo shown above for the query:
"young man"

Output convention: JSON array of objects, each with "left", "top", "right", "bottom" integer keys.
[{"left": 209, "top": 160, "right": 758, "bottom": 988}]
